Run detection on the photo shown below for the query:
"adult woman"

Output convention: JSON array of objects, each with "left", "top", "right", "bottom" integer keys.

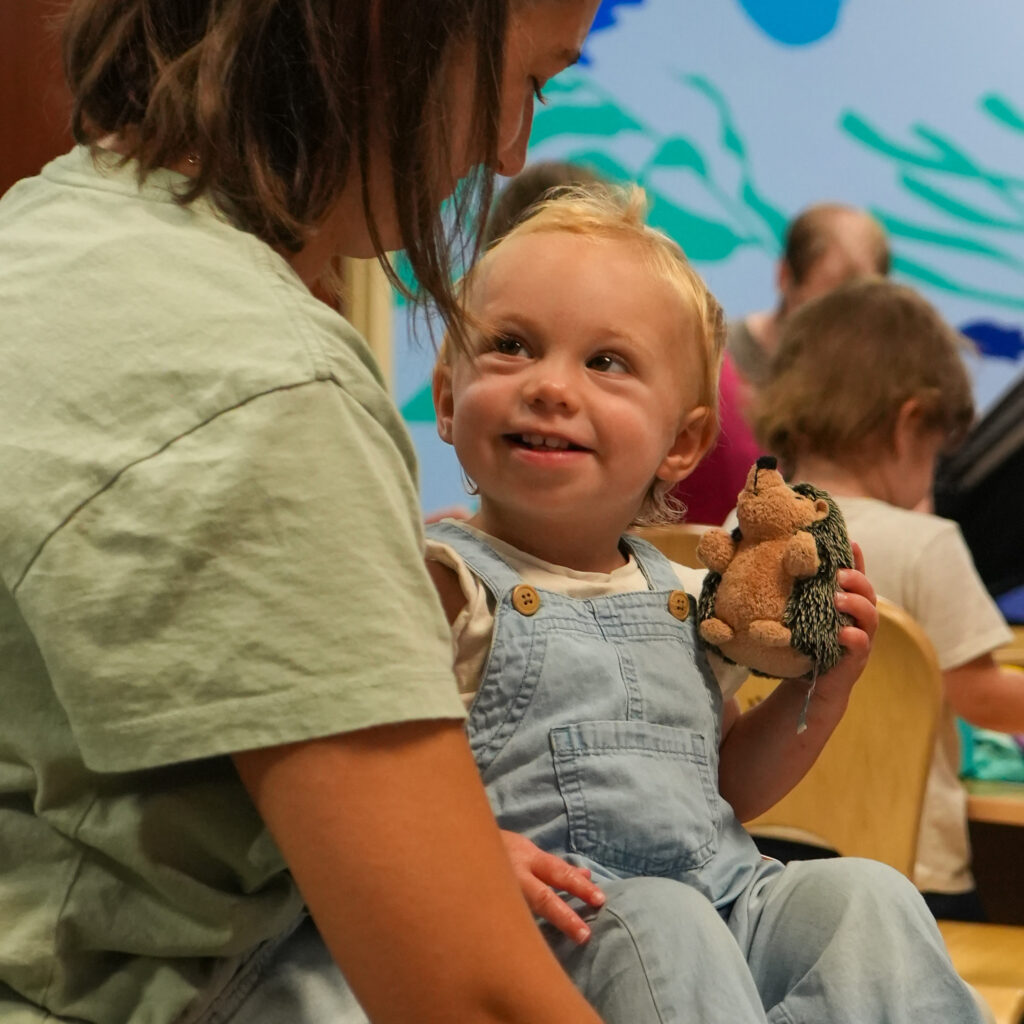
[{"left": 0, "top": 2, "right": 601, "bottom": 1022}]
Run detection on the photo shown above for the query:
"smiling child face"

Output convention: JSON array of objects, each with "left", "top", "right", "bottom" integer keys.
[{"left": 434, "top": 230, "right": 711, "bottom": 560}]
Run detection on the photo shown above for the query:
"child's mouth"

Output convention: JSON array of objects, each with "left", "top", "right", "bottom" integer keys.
[{"left": 507, "top": 433, "right": 588, "bottom": 452}]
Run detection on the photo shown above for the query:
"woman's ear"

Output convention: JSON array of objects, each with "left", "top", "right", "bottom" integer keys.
[
  {"left": 656, "top": 406, "right": 715, "bottom": 485},
  {"left": 432, "top": 362, "right": 455, "bottom": 445}
]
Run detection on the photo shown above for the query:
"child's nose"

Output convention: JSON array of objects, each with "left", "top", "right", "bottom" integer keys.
[{"left": 522, "top": 372, "right": 578, "bottom": 413}]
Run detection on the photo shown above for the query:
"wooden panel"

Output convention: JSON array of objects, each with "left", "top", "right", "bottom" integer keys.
[
  {"left": 1, "top": 0, "right": 72, "bottom": 196},
  {"left": 973, "top": 985, "right": 1024, "bottom": 1024},
  {"left": 966, "top": 779, "right": 1024, "bottom": 827},
  {"left": 939, "top": 921, "right": 1024, "bottom": 989}
]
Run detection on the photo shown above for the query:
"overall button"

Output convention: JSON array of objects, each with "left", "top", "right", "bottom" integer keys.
[
  {"left": 667, "top": 590, "right": 690, "bottom": 621},
  {"left": 512, "top": 584, "right": 541, "bottom": 616}
]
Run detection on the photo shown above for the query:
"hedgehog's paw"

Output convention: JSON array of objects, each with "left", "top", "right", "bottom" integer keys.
[
  {"left": 748, "top": 620, "right": 792, "bottom": 648},
  {"left": 700, "top": 617, "right": 734, "bottom": 645}
]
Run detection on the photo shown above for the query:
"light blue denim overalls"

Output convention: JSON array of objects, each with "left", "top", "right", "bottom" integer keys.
[{"left": 428, "top": 521, "right": 984, "bottom": 1024}]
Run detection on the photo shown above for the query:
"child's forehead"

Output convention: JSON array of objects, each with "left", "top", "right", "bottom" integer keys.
[{"left": 472, "top": 229, "right": 683, "bottom": 305}]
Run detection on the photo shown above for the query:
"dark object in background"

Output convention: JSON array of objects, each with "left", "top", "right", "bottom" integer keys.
[{"left": 934, "top": 371, "right": 1024, "bottom": 602}]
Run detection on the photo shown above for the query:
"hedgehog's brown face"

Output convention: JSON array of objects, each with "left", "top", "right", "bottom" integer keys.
[{"left": 737, "top": 465, "right": 828, "bottom": 539}]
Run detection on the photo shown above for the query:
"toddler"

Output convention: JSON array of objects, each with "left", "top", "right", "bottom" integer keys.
[
  {"left": 753, "top": 277, "right": 1022, "bottom": 922},
  {"left": 425, "top": 187, "right": 982, "bottom": 1022}
]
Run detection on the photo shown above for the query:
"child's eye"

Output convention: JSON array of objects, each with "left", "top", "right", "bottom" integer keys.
[
  {"left": 587, "top": 353, "right": 630, "bottom": 374},
  {"left": 531, "top": 77, "right": 548, "bottom": 106},
  {"left": 492, "top": 333, "right": 528, "bottom": 357}
]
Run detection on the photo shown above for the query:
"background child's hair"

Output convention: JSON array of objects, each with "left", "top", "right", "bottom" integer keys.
[
  {"left": 482, "top": 161, "right": 605, "bottom": 247},
  {"left": 61, "top": 0, "right": 514, "bottom": 345},
  {"left": 441, "top": 183, "right": 726, "bottom": 526},
  {"left": 753, "top": 277, "right": 975, "bottom": 469}
]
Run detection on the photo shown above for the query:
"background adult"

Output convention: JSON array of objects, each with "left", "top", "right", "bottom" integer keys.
[
  {"left": 728, "top": 202, "right": 892, "bottom": 394},
  {"left": 0, "top": 2, "right": 603, "bottom": 1023},
  {"left": 670, "top": 203, "right": 892, "bottom": 523}
]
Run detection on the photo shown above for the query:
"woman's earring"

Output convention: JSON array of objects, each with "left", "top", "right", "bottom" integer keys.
[{"left": 460, "top": 468, "right": 479, "bottom": 496}]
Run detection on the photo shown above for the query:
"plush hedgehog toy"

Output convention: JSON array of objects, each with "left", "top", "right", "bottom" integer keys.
[{"left": 696, "top": 456, "right": 854, "bottom": 684}]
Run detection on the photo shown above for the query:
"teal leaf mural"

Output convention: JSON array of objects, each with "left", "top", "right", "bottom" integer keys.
[{"left": 842, "top": 95, "right": 1024, "bottom": 311}]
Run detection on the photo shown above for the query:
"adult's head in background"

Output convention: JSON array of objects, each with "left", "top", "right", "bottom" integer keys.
[
  {"left": 63, "top": 0, "right": 599, "bottom": 339},
  {"left": 729, "top": 202, "right": 891, "bottom": 391}
]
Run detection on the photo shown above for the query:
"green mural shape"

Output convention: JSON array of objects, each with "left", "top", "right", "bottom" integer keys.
[
  {"left": 841, "top": 96, "right": 1024, "bottom": 309},
  {"left": 400, "top": 381, "right": 436, "bottom": 422},
  {"left": 530, "top": 102, "right": 645, "bottom": 146},
  {"left": 876, "top": 211, "right": 1023, "bottom": 268},
  {"left": 982, "top": 93, "right": 1024, "bottom": 134},
  {"left": 532, "top": 71, "right": 785, "bottom": 261}
]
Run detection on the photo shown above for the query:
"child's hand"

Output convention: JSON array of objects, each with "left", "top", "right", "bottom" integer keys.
[
  {"left": 500, "top": 831, "right": 605, "bottom": 944},
  {"left": 817, "top": 542, "right": 878, "bottom": 704}
]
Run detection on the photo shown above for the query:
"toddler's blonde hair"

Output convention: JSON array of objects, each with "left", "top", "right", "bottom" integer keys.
[
  {"left": 753, "top": 278, "right": 974, "bottom": 470},
  {"left": 440, "top": 183, "right": 725, "bottom": 526}
]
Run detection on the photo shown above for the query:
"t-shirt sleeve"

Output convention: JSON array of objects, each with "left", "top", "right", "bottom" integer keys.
[
  {"left": 16, "top": 380, "right": 466, "bottom": 771},
  {"left": 906, "top": 521, "right": 1013, "bottom": 671}
]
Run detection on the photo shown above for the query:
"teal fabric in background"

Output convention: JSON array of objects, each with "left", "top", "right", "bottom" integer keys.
[{"left": 958, "top": 718, "right": 1024, "bottom": 783}]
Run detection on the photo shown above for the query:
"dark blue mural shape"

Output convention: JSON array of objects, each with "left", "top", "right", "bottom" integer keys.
[
  {"left": 960, "top": 320, "right": 1024, "bottom": 362},
  {"left": 735, "top": 0, "right": 845, "bottom": 46}
]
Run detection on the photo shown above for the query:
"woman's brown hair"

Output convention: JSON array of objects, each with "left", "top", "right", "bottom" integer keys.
[
  {"left": 753, "top": 278, "right": 975, "bottom": 469},
  {"left": 62, "top": 0, "right": 512, "bottom": 339}
]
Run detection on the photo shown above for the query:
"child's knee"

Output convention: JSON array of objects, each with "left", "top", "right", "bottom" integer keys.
[
  {"left": 555, "top": 877, "right": 764, "bottom": 1021},
  {"left": 594, "top": 876, "right": 734, "bottom": 951},
  {"left": 784, "top": 857, "right": 930, "bottom": 922}
]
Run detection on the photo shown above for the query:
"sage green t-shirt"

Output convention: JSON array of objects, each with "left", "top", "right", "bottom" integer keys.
[{"left": 0, "top": 148, "right": 465, "bottom": 1023}]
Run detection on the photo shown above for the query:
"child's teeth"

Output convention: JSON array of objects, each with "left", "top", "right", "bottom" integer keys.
[{"left": 522, "top": 434, "right": 570, "bottom": 449}]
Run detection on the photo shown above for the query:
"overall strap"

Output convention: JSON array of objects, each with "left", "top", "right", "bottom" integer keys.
[
  {"left": 425, "top": 520, "right": 523, "bottom": 596},
  {"left": 621, "top": 534, "right": 691, "bottom": 591}
]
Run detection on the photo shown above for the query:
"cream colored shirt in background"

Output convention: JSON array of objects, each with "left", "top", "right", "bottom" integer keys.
[{"left": 835, "top": 497, "right": 1012, "bottom": 895}]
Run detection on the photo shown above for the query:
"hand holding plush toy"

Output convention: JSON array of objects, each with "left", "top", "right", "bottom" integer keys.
[{"left": 696, "top": 456, "right": 854, "bottom": 682}]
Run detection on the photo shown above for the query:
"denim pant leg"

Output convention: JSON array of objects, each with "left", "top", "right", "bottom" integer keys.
[
  {"left": 547, "top": 876, "right": 769, "bottom": 1023},
  {"left": 183, "top": 916, "right": 369, "bottom": 1024},
  {"left": 728, "top": 858, "right": 985, "bottom": 1024}
]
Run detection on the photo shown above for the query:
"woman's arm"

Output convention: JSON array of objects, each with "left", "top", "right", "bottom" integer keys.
[
  {"left": 233, "top": 720, "right": 602, "bottom": 1024},
  {"left": 945, "top": 655, "right": 1024, "bottom": 731},
  {"left": 718, "top": 558, "right": 877, "bottom": 822}
]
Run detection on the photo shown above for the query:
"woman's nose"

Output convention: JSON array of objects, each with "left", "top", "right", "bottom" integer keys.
[{"left": 495, "top": 95, "right": 534, "bottom": 177}]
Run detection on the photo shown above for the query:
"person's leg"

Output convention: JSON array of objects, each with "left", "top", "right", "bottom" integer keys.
[
  {"left": 729, "top": 858, "right": 984, "bottom": 1024},
  {"left": 182, "top": 915, "right": 369, "bottom": 1024},
  {"left": 547, "top": 876, "right": 768, "bottom": 1023}
]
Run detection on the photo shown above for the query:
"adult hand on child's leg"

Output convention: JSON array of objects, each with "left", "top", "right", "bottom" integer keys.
[{"left": 500, "top": 831, "right": 606, "bottom": 945}]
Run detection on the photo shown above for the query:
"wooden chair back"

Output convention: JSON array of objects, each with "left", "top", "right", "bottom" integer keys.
[
  {"left": 631, "top": 523, "right": 712, "bottom": 570},
  {"left": 739, "top": 598, "right": 944, "bottom": 878}
]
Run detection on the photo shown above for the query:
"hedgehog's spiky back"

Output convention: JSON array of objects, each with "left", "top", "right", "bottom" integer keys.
[{"left": 783, "top": 484, "right": 855, "bottom": 675}]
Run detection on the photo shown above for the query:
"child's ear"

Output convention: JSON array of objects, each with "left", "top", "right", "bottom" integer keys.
[
  {"left": 655, "top": 406, "right": 715, "bottom": 485},
  {"left": 433, "top": 362, "right": 455, "bottom": 445},
  {"left": 893, "top": 397, "right": 925, "bottom": 457}
]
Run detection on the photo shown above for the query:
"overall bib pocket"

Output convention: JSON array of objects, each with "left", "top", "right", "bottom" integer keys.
[{"left": 551, "top": 720, "right": 719, "bottom": 877}]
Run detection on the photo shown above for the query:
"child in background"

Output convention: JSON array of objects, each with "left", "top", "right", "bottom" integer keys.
[
  {"left": 425, "top": 187, "right": 982, "bottom": 1023},
  {"left": 753, "top": 277, "right": 1020, "bottom": 922}
]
